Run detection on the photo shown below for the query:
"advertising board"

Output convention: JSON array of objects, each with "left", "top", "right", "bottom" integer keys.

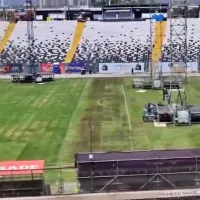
[
  {"left": 41, "top": 63, "right": 53, "bottom": 72},
  {"left": 0, "top": 160, "right": 44, "bottom": 176},
  {"left": 66, "top": 62, "right": 85, "bottom": 73},
  {"left": 0, "top": 65, "right": 23, "bottom": 74},
  {"left": 158, "top": 62, "right": 198, "bottom": 73},
  {"left": 99, "top": 63, "right": 144, "bottom": 74}
]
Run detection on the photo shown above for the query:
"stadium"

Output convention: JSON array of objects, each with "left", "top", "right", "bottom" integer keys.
[{"left": 1, "top": 0, "right": 200, "bottom": 199}]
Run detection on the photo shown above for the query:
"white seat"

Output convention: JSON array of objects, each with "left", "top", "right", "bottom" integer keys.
[
  {"left": 74, "top": 21, "right": 151, "bottom": 64},
  {"left": 1, "top": 21, "right": 76, "bottom": 64}
]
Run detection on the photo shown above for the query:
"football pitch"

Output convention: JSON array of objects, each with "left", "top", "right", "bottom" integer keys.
[{"left": 1, "top": 77, "right": 200, "bottom": 166}]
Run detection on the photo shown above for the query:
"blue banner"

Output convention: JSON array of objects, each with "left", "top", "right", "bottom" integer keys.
[{"left": 66, "top": 62, "right": 85, "bottom": 73}]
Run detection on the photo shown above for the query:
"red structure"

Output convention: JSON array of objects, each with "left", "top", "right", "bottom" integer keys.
[
  {"left": 0, "top": 160, "right": 44, "bottom": 176},
  {"left": 0, "top": 160, "right": 50, "bottom": 197}
]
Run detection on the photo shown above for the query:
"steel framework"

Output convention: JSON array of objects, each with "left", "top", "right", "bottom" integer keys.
[
  {"left": 25, "top": 0, "right": 38, "bottom": 73},
  {"left": 167, "top": 0, "right": 197, "bottom": 119},
  {"left": 168, "top": 0, "right": 188, "bottom": 87},
  {"left": 149, "top": 5, "right": 164, "bottom": 84},
  {"left": 25, "top": 0, "right": 34, "bottom": 51}
]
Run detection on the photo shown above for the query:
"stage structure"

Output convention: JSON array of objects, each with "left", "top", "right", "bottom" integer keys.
[
  {"left": 133, "top": 0, "right": 194, "bottom": 90},
  {"left": 75, "top": 149, "right": 200, "bottom": 193},
  {"left": 133, "top": 4, "right": 170, "bottom": 89},
  {"left": 133, "top": 4, "right": 168, "bottom": 89}
]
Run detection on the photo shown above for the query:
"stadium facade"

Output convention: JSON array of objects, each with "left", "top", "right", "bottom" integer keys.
[{"left": 37, "top": 0, "right": 89, "bottom": 8}]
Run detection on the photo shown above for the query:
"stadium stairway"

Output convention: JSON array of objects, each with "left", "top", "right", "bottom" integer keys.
[
  {"left": 65, "top": 22, "right": 85, "bottom": 63},
  {"left": 152, "top": 21, "right": 167, "bottom": 77},
  {"left": 0, "top": 23, "right": 16, "bottom": 54}
]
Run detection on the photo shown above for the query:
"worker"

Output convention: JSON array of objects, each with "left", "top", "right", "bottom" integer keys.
[
  {"left": 163, "top": 88, "right": 168, "bottom": 101},
  {"left": 143, "top": 107, "right": 148, "bottom": 116}
]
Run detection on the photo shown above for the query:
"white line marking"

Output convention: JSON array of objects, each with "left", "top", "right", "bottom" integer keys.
[
  {"left": 97, "top": 97, "right": 126, "bottom": 110},
  {"left": 122, "top": 85, "right": 132, "bottom": 132}
]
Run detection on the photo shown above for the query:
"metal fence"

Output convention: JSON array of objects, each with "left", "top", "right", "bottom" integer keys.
[
  {"left": 43, "top": 165, "right": 78, "bottom": 195},
  {"left": 2, "top": 162, "right": 200, "bottom": 197},
  {"left": 0, "top": 165, "right": 78, "bottom": 195}
]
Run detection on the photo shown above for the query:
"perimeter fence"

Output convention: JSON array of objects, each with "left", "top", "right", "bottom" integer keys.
[
  {"left": 43, "top": 164, "right": 78, "bottom": 195},
  {"left": 0, "top": 164, "right": 78, "bottom": 195}
]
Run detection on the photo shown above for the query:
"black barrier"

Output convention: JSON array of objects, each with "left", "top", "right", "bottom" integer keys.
[{"left": 75, "top": 149, "right": 200, "bottom": 193}]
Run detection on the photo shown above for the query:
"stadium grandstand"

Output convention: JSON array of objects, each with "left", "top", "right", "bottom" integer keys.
[
  {"left": 0, "top": 18, "right": 200, "bottom": 72},
  {"left": 1, "top": 0, "right": 200, "bottom": 199}
]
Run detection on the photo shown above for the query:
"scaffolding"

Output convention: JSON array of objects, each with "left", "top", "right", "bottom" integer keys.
[
  {"left": 25, "top": 0, "right": 39, "bottom": 74},
  {"left": 168, "top": 0, "right": 188, "bottom": 86},
  {"left": 133, "top": 4, "right": 168, "bottom": 90},
  {"left": 149, "top": 4, "right": 165, "bottom": 86},
  {"left": 167, "top": 0, "right": 196, "bottom": 125}
]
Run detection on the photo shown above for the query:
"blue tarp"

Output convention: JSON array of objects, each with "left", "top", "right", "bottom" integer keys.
[{"left": 152, "top": 14, "right": 164, "bottom": 22}]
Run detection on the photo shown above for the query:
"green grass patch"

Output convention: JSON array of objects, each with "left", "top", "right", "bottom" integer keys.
[{"left": 1, "top": 77, "right": 200, "bottom": 167}]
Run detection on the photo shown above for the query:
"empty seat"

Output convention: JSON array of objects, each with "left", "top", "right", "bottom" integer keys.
[
  {"left": 73, "top": 21, "right": 151, "bottom": 64},
  {"left": 0, "top": 21, "right": 76, "bottom": 65}
]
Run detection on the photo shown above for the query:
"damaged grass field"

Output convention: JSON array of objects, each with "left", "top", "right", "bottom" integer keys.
[{"left": 0, "top": 77, "right": 200, "bottom": 165}]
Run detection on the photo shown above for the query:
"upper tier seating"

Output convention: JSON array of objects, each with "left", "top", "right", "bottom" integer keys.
[
  {"left": 1, "top": 19, "right": 200, "bottom": 65},
  {"left": 162, "top": 19, "right": 200, "bottom": 62},
  {"left": 73, "top": 21, "right": 151, "bottom": 64},
  {"left": 0, "top": 21, "right": 76, "bottom": 65},
  {"left": 0, "top": 22, "right": 9, "bottom": 43}
]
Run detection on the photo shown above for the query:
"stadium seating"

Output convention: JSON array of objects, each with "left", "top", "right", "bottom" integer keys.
[
  {"left": 0, "top": 22, "right": 9, "bottom": 54},
  {"left": 73, "top": 21, "right": 151, "bottom": 64},
  {"left": 162, "top": 19, "right": 200, "bottom": 62},
  {"left": 1, "top": 19, "right": 200, "bottom": 66},
  {"left": 0, "top": 21, "right": 76, "bottom": 65},
  {"left": 0, "top": 22, "right": 9, "bottom": 42}
]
